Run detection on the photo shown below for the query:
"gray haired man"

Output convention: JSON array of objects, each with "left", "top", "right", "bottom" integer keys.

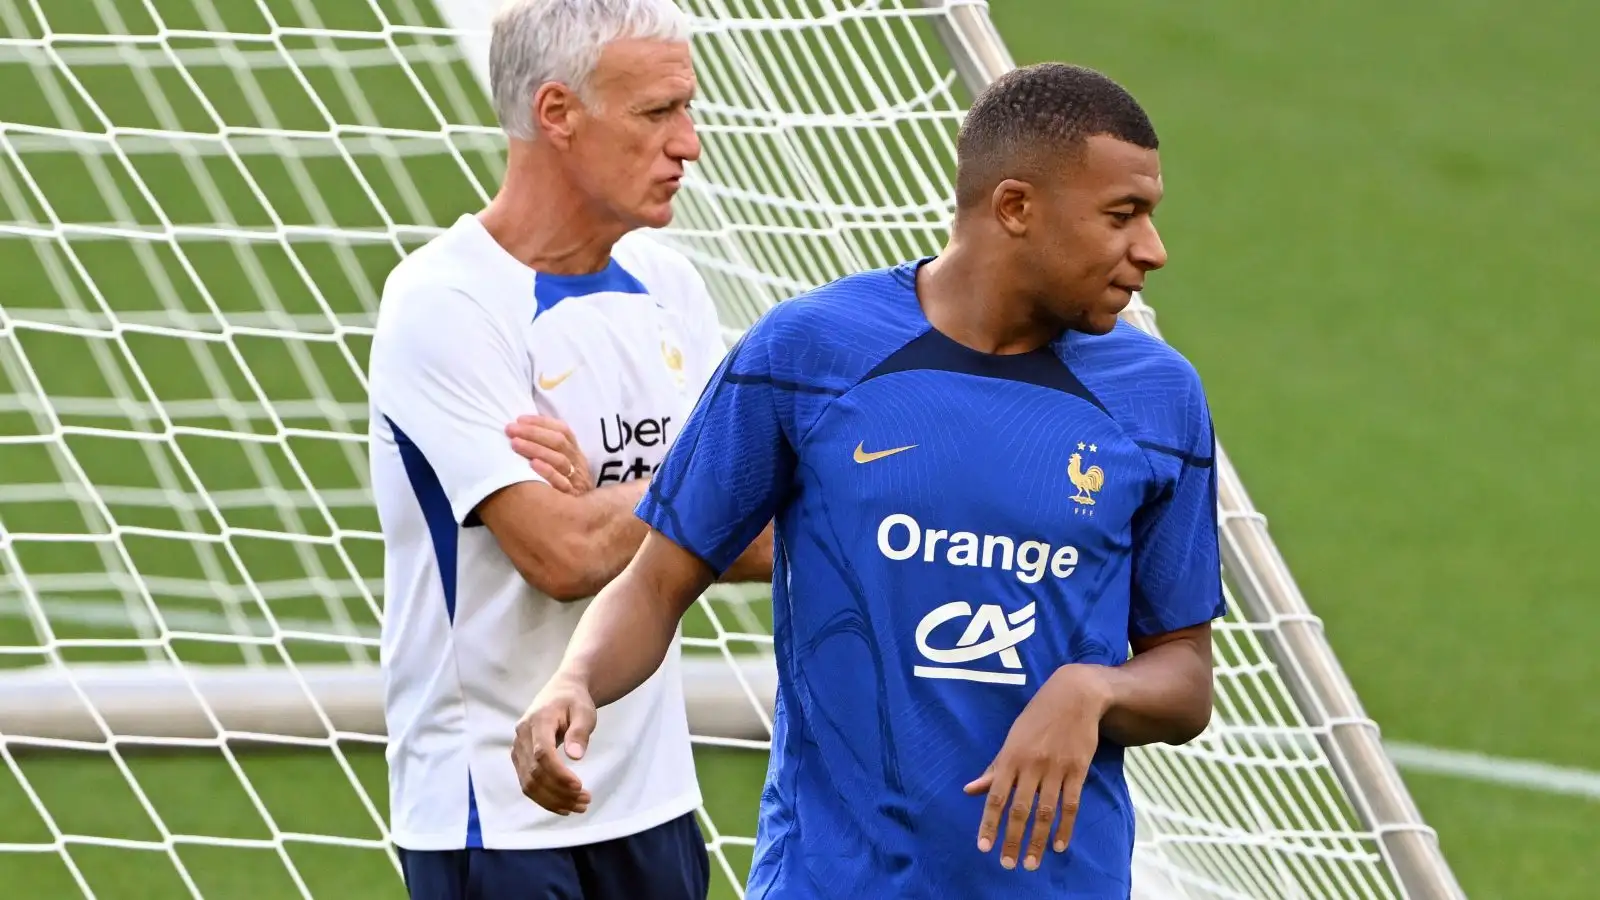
[{"left": 365, "top": 2, "right": 771, "bottom": 897}]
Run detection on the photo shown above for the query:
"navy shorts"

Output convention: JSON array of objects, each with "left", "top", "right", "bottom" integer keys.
[{"left": 396, "top": 811, "right": 711, "bottom": 900}]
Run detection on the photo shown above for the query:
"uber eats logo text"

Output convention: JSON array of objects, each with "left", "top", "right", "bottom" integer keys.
[
  {"left": 597, "top": 414, "right": 673, "bottom": 484},
  {"left": 875, "top": 513, "right": 1079, "bottom": 583}
]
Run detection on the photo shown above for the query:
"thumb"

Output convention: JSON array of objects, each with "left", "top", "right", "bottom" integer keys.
[
  {"left": 563, "top": 702, "right": 596, "bottom": 760},
  {"left": 964, "top": 765, "right": 995, "bottom": 795}
]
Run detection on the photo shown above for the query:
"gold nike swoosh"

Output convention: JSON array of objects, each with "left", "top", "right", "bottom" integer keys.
[
  {"left": 853, "top": 441, "right": 917, "bottom": 464},
  {"left": 538, "top": 367, "right": 577, "bottom": 391}
]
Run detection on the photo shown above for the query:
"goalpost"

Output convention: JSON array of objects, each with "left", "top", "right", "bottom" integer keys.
[{"left": 0, "top": 1, "right": 1465, "bottom": 898}]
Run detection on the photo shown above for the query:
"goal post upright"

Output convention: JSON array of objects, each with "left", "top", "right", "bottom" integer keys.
[{"left": 912, "top": 3, "right": 1464, "bottom": 897}]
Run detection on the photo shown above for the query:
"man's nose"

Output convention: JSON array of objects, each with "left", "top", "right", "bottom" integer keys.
[
  {"left": 669, "top": 113, "right": 701, "bottom": 163},
  {"left": 1133, "top": 221, "right": 1167, "bottom": 271}
]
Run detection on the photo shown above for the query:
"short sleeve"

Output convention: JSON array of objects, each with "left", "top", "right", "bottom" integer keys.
[
  {"left": 1128, "top": 373, "right": 1228, "bottom": 639},
  {"left": 636, "top": 312, "right": 795, "bottom": 574},
  {"left": 368, "top": 284, "right": 543, "bottom": 525}
]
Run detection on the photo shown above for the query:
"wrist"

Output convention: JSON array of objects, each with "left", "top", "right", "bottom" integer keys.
[
  {"left": 1050, "top": 663, "right": 1117, "bottom": 719},
  {"left": 554, "top": 659, "right": 593, "bottom": 694}
]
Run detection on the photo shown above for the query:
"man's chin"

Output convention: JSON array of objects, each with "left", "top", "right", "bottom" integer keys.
[
  {"left": 1069, "top": 302, "right": 1127, "bottom": 336},
  {"left": 632, "top": 203, "right": 676, "bottom": 231},
  {"left": 1076, "top": 315, "right": 1119, "bottom": 336}
]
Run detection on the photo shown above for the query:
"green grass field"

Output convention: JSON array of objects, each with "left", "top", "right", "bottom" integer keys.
[{"left": 1, "top": 0, "right": 1597, "bottom": 898}]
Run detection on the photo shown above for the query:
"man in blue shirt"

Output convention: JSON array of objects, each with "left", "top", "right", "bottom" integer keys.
[{"left": 511, "top": 62, "right": 1226, "bottom": 898}]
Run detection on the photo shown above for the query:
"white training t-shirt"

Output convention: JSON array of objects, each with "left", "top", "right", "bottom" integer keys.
[{"left": 367, "top": 214, "right": 727, "bottom": 851}]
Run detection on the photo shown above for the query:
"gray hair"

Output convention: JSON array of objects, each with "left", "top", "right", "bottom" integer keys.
[{"left": 489, "top": 0, "right": 692, "bottom": 140}]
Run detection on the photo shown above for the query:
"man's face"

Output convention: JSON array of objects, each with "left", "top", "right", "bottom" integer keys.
[
  {"left": 564, "top": 39, "right": 700, "bottom": 230},
  {"left": 1027, "top": 135, "right": 1167, "bottom": 335}
]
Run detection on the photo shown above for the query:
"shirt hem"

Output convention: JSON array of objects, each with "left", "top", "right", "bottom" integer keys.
[
  {"left": 391, "top": 789, "right": 703, "bottom": 852},
  {"left": 450, "top": 467, "right": 545, "bottom": 526}
]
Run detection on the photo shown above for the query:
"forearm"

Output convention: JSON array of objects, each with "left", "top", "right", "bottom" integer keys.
[
  {"left": 481, "top": 479, "right": 649, "bottom": 601},
  {"left": 561, "top": 532, "right": 714, "bottom": 707},
  {"left": 1079, "top": 631, "right": 1213, "bottom": 747},
  {"left": 559, "top": 479, "right": 651, "bottom": 597}
]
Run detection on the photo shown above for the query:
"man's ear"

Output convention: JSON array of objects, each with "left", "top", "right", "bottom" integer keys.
[
  {"left": 991, "top": 178, "right": 1033, "bottom": 237},
  {"left": 532, "top": 82, "right": 580, "bottom": 149}
]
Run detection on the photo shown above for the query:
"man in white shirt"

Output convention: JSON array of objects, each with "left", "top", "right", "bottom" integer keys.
[{"left": 365, "top": 2, "right": 770, "bottom": 897}]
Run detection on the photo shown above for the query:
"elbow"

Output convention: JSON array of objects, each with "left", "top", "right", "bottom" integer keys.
[
  {"left": 1165, "top": 681, "right": 1215, "bottom": 745},
  {"left": 531, "top": 571, "right": 594, "bottom": 603},
  {"left": 514, "top": 534, "right": 603, "bottom": 602},
  {"left": 1168, "top": 704, "right": 1212, "bottom": 746}
]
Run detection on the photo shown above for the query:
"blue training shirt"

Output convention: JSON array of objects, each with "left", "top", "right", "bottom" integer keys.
[{"left": 635, "top": 258, "right": 1227, "bottom": 899}]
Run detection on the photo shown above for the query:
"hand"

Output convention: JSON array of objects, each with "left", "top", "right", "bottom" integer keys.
[
  {"left": 512, "top": 673, "right": 598, "bottom": 815},
  {"left": 506, "top": 415, "right": 591, "bottom": 495},
  {"left": 964, "top": 664, "right": 1111, "bottom": 871}
]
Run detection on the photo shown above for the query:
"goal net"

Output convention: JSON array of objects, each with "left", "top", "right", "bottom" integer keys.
[{"left": 0, "top": 1, "right": 1460, "bottom": 898}]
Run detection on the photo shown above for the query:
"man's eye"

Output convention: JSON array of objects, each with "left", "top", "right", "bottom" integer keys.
[{"left": 1110, "top": 212, "right": 1135, "bottom": 224}]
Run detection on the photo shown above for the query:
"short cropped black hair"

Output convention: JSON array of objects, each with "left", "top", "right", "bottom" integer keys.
[{"left": 955, "top": 63, "right": 1158, "bottom": 208}]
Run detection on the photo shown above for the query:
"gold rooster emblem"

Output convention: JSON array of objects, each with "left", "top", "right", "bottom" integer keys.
[
  {"left": 661, "top": 340, "right": 685, "bottom": 389},
  {"left": 1068, "top": 445, "right": 1105, "bottom": 506}
]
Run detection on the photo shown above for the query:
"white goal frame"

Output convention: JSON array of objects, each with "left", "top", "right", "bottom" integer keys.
[{"left": 0, "top": 1, "right": 1464, "bottom": 898}]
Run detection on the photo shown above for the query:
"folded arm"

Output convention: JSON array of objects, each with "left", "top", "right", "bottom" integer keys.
[
  {"left": 475, "top": 479, "right": 651, "bottom": 602},
  {"left": 498, "top": 415, "right": 773, "bottom": 593}
]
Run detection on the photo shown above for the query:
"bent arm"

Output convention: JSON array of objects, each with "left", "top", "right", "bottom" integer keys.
[
  {"left": 1110, "top": 364, "right": 1224, "bottom": 747},
  {"left": 560, "top": 529, "right": 716, "bottom": 706},
  {"left": 476, "top": 480, "right": 649, "bottom": 601},
  {"left": 1091, "top": 623, "right": 1214, "bottom": 747}
]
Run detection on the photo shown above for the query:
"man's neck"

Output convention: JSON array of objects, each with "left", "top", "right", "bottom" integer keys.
[
  {"left": 916, "top": 236, "right": 1061, "bottom": 356},
  {"left": 477, "top": 143, "right": 629, "bottom": 275}
]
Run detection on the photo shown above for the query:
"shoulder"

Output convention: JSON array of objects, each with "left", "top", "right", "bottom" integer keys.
[
  {"left": 374, "top": 229, "right": 526, "bottom": 366},
  {"left": 379, "top": 216, "right": 517, "bottom": 324},
  {"left": 746, "top": 263, "right": 926, "bottom": 362},
  {"left": 1063, "top": 320, "right": 1210, "bottom": 446},
  {"left": 1068, "top": 319, "right": 1202, "bottom": 383}
]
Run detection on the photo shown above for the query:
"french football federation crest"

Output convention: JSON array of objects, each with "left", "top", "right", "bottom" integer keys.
[
  {"left": 1068, "top": 442, "right": 1105, "bottom": 508},
  {"left": 661, "top": 339, "right": 685, "bottom": 389}
]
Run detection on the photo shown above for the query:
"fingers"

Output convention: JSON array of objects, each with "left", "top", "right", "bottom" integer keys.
[
  {"left": 506, "top": 423, "right": 574, "bottom": 460},
  {"left": 1026, "top": 772, "right": 1065, "bottom": 870},
  {"left": 520, "top": 445, "right": 577, "bottom": 495},
  {"left": 512, "top": 437, "right": 572, "bottom": 472},
  {"left": 1054, "top": 769, "right": 1085, "bottom": 855},
  {"left": 975, "top": 762, "right": 1014, "bottom": 856},
  {"left": 514, "top": 414, "right": 578, "bottom": 442},
  {"left": 512, "top": 713, "right": 589, "bottom": 816},
  {"left": 506, "top": 416, "right": 590, "bottom": 491},
  {"left": 971, "top": 760, "right": 1085, "bottom": 871},
  {"left": 999, "top": 768, "right": 1042, "bottom": 870},
  {"left": 507, "top": 416, "right": 580, "bottom": 455},
  {"left": 563, "top": 701, "right": 596, "bottom": 761}
]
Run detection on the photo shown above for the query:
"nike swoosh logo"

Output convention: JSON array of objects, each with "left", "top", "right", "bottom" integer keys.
[
  {"left": 538, "top": 368, "right": 576, "bottom": 391},
  {"left": 853, "top": 441, "right": 917, "bottom": 464}
]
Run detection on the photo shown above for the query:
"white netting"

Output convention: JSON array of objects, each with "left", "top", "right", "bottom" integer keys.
[{"left": 0, "top": 0, "right": 1427, "bottom": 898}]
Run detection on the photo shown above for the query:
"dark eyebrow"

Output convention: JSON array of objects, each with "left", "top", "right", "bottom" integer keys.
[{"left": 1107, "top": 194, "right": 1158, "bottom": 210}]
